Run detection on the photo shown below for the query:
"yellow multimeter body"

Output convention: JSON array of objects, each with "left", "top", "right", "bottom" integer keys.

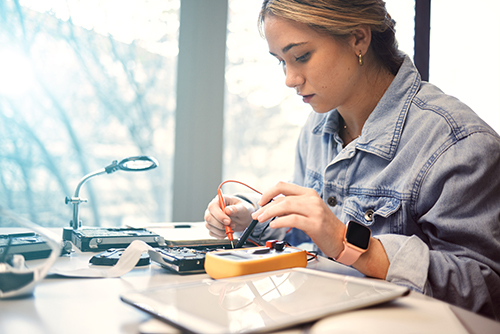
[{"left": 204, "top": 245, "right": 307, "bottom": 279}]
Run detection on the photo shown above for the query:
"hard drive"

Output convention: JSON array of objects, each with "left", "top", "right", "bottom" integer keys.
[
  {"left": 63, "top": 227, "right": 166, "bottom": 252},
  {"left": 0, "top": 232, "right": 71, "bottom": 260}
]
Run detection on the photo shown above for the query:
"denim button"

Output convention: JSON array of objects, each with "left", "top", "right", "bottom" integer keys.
[
  {"left": 364, "top": 209, "right": 375, "bottom": 222},
  {"left": 327, "top": 196, "right": 337, "bottom": 207}
]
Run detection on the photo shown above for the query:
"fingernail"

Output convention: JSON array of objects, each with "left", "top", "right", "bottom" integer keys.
[{"left": 223, "top": 218, "right": 230, "bottom": 225}]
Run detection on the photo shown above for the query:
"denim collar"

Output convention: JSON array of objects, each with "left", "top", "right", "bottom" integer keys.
[{"left": 311, "top": 56, "right": 421, "bottom": 161}]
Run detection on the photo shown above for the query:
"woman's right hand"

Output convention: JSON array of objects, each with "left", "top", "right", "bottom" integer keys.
[{"left": 204, "top": 195, "right": 255, "bottom": 239}]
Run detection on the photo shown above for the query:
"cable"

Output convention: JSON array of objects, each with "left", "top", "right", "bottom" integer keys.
[
  {"left": 217, "top": 180, "right": 263, "bottom": 249},
  {"left": 217, "top": 180, "right": 291, "bottom": 248}
]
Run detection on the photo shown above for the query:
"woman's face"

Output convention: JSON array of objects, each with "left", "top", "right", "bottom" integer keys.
[{"left": 264, "top": 15, "right": 360, "bottom": 114}]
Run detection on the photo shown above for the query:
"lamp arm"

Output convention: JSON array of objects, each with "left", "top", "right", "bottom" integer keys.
[
  {"left": 66, "top": 166, "right": 113, "bottom": 230},
  {"left": 65, "top": 158, "right": 148, "bottom": 230},
  {"left": 73, "top": 169, "right": 106, "bottom": 198}
]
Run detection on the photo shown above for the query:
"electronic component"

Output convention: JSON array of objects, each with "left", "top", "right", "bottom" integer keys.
[
  {"left": 204, "top": 244, "right": 307, "bottom": 279},
  {"left": 149, "top": 244, "right": 233, "bottom": 275},
  {"left": 88, "top": 240, "right": 245, "bottom": 274},
  {"left": 0, "top": 232, "right": 71, "bottom": 261},
  {"left": 63, "top": 227, "right": 166, "bottom": 252},
  {"left": 89, "top": 248, "right": 150, "bottom": 266}
]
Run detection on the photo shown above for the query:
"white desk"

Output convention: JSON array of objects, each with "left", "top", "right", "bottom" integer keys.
[{"left": 1, "top": 233, "right": 499, "bottom": 334}]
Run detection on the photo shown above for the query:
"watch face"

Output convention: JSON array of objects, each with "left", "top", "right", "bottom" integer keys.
[{"left": 345, "top": 221, "right": 371, "bottom": 250}]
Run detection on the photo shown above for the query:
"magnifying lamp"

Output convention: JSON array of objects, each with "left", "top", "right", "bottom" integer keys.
[
  {"left": 62, "top": 156, "right": 165, "bottom": 251},
  {"left": 65, "top": 156, "right": 158, "bottom": 230}
]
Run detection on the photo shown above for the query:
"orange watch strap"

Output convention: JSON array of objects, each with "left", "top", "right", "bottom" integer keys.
[{"left": 334, "top": 240, "right": 364, "bottom": 266}]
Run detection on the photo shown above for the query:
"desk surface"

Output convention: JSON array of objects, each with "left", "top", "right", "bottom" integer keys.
[{"left": 1, "top": 230, "right": 499, "bottom": 334}]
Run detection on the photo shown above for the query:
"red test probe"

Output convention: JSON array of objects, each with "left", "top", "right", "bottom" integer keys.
[
  {"left": 216, "top": 180, "right": 266, "bottom": 249},
  {"left": 217, "top": 189, "right": 234, "bottom": 248}
]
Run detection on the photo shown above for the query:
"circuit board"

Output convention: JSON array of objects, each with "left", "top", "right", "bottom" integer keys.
[{"left": 149, "top": 244, "right": 234, "bottom": 274}]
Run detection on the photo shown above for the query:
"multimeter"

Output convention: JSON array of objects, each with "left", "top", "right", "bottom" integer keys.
[{"left": 204, "top": 241, "right": 307, "bottom": 279}]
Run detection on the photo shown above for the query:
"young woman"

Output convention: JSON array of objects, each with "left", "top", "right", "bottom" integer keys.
[{"left": 204, "top": 0, "right": 500, "bottom": 320}]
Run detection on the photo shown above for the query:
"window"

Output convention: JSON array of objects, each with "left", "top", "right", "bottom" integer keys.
[
  {"left": 223, "top": 0, "right": 304, "bottom": 193},
  {"left": 385, "top": 0, "right": 416, "bottom": 59},
  {"left": 223, "top": 0, "right": 416, "bottom": 193},
  {"left": 4, "top": 1, "right": 496, "bottom": 227},
  {"left": 430, "top": 0, "right": 500, "bottom": 133},
  {"left": 0, "top": 0, "right": 179, "bottom": 227}
]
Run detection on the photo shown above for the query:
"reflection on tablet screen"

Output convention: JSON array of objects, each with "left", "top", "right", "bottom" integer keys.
[{"left": 121, "top": 268, "right": 409, "bottom": 333}]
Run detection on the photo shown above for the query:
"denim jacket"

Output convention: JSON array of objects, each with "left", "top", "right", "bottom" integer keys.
[{"left": 260, "top": 56, "right": 500, "bottom": 319}]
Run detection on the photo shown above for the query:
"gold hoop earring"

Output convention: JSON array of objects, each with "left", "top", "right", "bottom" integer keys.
[{"left": 358, "top": 51, "right": 364, "bottom": 66}]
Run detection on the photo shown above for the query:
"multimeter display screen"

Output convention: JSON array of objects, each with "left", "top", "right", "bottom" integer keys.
[
  {"left": 346, "top": 221, "right": 371, "bottom": 250},
  {"left": 217, "top": 253, "right": 247, "bottom": 261}
]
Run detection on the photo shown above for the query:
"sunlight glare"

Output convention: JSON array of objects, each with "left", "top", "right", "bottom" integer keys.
[
  {"left": 0, "top": 48, "right": 36, "bottom": 96},
  {"left": 18, "top": 0, "right": 180, "bottom": 57}
]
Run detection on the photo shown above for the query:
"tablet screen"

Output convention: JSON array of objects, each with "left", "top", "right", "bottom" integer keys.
[{"left": 121, "top": 268, "right": 409, "bottom": 333}]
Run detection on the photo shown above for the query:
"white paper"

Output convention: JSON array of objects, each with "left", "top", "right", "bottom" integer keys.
[{"left": 50, "top": 240, "right": 154, "bottom": 278}]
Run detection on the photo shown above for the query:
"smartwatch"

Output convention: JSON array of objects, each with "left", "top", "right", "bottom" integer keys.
[{"left": 334, "top": 220, "right": 371, "bottom": 266}]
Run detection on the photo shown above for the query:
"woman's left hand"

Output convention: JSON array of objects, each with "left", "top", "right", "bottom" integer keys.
[{"left": 251, "top": 181, "right": 346, "bottom": 259}]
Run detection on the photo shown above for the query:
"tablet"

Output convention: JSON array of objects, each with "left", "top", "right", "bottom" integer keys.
[{"left": 120, "top": 268, "right": 409, "bottom": 334}]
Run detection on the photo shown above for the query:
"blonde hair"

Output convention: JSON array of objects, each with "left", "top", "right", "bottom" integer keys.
[{"left": 258, "top": 0, "right": 404, "bottom": 74}]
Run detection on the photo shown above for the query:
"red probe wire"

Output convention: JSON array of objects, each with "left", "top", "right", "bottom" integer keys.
[
  {"left": 217, "top": 180, "right": 293, "bottom": 248},
  {"left": 217, "top": 180, "right": 263, "bottom": 248}
]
